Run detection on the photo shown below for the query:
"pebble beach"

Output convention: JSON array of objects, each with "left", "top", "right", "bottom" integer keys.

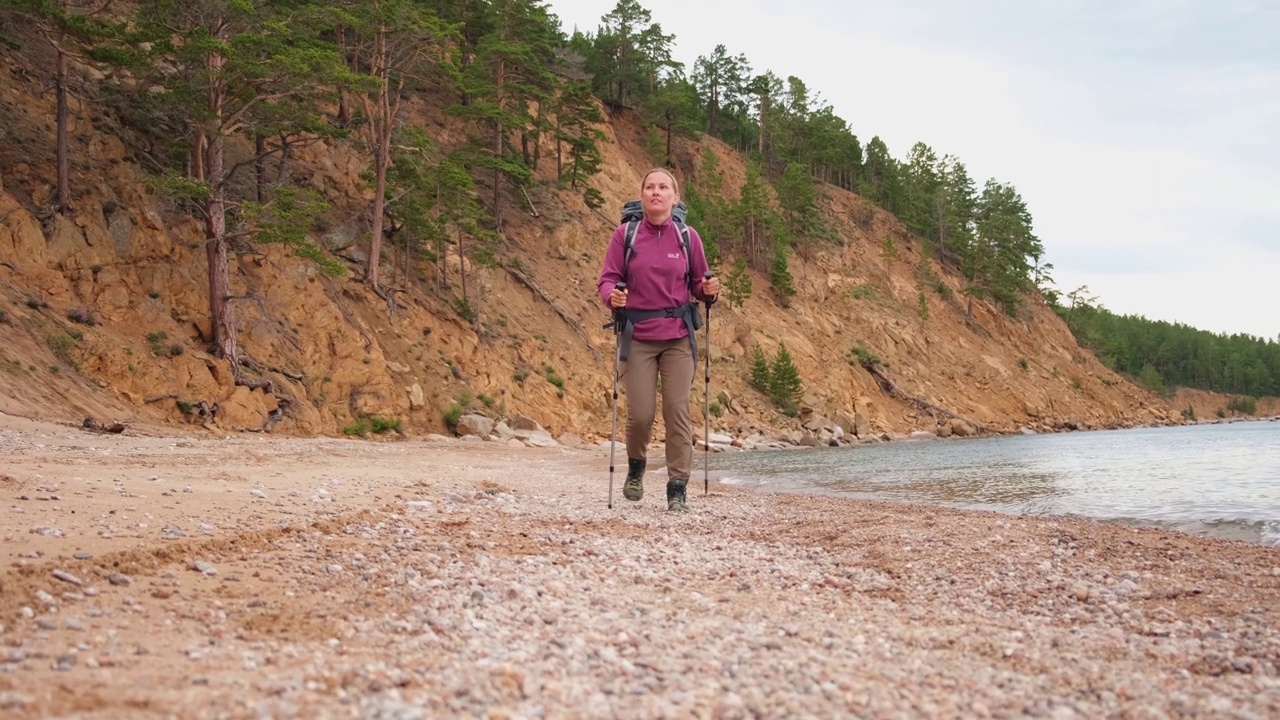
[{"left": 1, "top": 413, "right": 1278, "bottom": 719}]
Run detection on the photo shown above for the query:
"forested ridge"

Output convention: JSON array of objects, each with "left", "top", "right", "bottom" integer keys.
[
  {"left": 1058, "top": 287, "right": 1280, "bottom": 400},
  {"left": 2, "top": 0, "right": 1273, "bottom": 406}
]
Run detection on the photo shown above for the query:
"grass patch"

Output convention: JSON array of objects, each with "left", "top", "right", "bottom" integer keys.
[
  {"left": 343, "top": 415, "right": 402, "bottom": 437},
  {"left": 47, "top": 332, "right": 77, "bottom": 363}
]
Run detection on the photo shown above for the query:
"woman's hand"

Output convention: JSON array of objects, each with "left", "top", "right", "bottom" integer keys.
[
  {"left": 609, "top": 287, "right": 628, "bottom": 309},
  {"left": 703, "top": 276, "right": 721, "bottom": 299}
]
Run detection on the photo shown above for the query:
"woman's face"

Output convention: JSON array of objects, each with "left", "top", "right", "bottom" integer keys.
[{"left": 641, "top": 171, "right": 678, "bottom": 219}]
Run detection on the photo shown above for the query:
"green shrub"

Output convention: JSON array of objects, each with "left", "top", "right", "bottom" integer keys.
[
  {"left": 370, "top": 416, "right": 401, "bottom": 434},
  {"left": 880, "top": 236, "right": 898, "bottom": 260},
  {"left": 443, "top": 403, "right": 463, "bottom": 432},
  {"left": 453, "top": 297, "right": 477, "bottom": 323},
  {"left": 544, "top": 365, "right": 565, "bottom": 391},
  {"left": 1226, "top": 396, "right": 1257, "bottom": 416},
  {"left": 47, "top": 333, "right": 76, "bottom": 362},
  {"left": 850, "top": 283, "right": 876, "bottom": 300},
  {"left": 847, "top": 343, "right": 883, "bottom": 368},
  {"left": 343, "top": 417, "right": 373, "bottom": 437}
]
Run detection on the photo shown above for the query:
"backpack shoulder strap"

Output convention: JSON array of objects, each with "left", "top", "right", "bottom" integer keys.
[
  {"left": 674, "top": 219, "right": 693, "bottom": 291},
  {"left": 621, "top": 220, "right": 640, "bottom": 283}
]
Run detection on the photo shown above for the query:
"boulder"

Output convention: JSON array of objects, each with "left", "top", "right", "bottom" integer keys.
[
  {"left": 511, "top": 413, "right": 541, "bottom": 431},
  {"left": 455, "top": 414, "right": 494, "bottom": 438},
  {"left": 802, "top": 414, "right": 832, "bottom": 433},
  {"left": 406, "top": 383, "right": 425, "bottom": 410},
  {"left": 216, "top": 386, "right": 278, "bottom": 430},
  {"left": 854, "top": 413, "right": 871, "bottom": 439},
  {"left": 519, "top": 429, "right": 558, "bottom": 448},
  {"left": 491, "top": 420, "right": 515, "bottom": 442}
]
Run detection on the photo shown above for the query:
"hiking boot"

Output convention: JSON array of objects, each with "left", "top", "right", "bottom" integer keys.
[
  {"left": 623, "top": 458, "right": 646, "bottom": 501},
  {"left": 666, "top": 478, "right": 688, "bottom": 512}
]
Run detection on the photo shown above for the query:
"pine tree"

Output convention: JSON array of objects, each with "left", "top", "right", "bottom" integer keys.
[
  {"left": 749, "top": 344, "right": 770, "bottom": 393},
  {"left": 769, "top": 343, "right": 803, "bottom": 412},
  {"left": 691, "top": 44, "right": 750, "bottom": 137},
  {"left": 454, "top": 0, "right": 558, "bottom": 230},
  {"left": 776, "top": 162, "right": 819, "bottom": 241},
  {"left": 8, "top": 0, "right": 119, "bottom": 216},
  {"left": 132, "top": 0, "right": 356, "bottom": 376},
  {"left": 724, "top": 257, "right": 752, "bottom": 309},
  {"left": 339, "top": 0, "right": 454, "bottom": 295},
  {"left": 642, "top": 73, "right": 701, "bottom": 166},
  {"left": 768, "top": 238, "right": 795, "bottom": 301},
  {"left": 554, "top": 80, "right": 604, "bottom": 190}
]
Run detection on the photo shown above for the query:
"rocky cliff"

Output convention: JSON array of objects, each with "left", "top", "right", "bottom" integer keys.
[{"left": 0, "top": 38, "right": 1181, "bottom": 444}]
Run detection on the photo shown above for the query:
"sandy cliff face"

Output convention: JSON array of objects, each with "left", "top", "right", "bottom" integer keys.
[{"left": 0, "top": 42, "right": 1181, "bottom": 441}]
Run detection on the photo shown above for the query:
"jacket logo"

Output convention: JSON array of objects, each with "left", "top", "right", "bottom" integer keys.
[{"left": 668, "top": 252, "right": 682, "bottom": 260}]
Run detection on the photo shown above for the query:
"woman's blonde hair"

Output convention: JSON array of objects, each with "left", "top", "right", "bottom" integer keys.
[{"left": 640, "top": 167, "right": 680, "bottom": 196}]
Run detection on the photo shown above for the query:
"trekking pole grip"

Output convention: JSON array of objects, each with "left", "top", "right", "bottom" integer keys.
[{"left": 612, "top": 281, "right": 627, "bottom": 332}]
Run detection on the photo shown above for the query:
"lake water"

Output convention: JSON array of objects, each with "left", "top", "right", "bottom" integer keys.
[{"left": 713, "top": 420, "right": 1280, "bottom": 546}]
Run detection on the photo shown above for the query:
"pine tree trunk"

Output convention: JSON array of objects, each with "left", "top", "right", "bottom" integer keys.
[
  {"left": 757, "top": 96, "right": 767, "bottom": 157},
  {"left": 336, "top": 26, "right": 351, "bottom": 125},
  {"left": 55, "top": 45, "right": 71, "bottom": 215},
  {"left": 664, "top": 119, "right": 672, "bottom": 167},
  {"left": 367, "top": 102, "right": 389, "bottom": 291},
  {"left": 493, "top": 59, "right": 505, "bottom": 231},
  {"left": 530, "top": 101, "right": 544, "bottom": 172},
  {"left": 708, "top": 81, "right": 718, "bottom": 136},
  {"left": 457, "top": 225, "right": 467, "bottom": 307},
  {"left": 203, "top": 50, "right": 238, "bottom": 370},
  {"left": 555, "top": 114, "right": 562, "bottom": 182},
  {"left": 366, "top": 28, "right": 390, "bottom": 292},
  {"left": 192, "top": 132, "right": 206, "bottom": 182},
  {"left": 255, "top": 134, "right": 267, "bottom": 204},
  {"left": 434, "top": 183, "right": 444, "bottom": 296}
]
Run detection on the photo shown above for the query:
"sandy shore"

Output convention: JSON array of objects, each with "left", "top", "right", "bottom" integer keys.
[{"left": 1, "top": 412, "right": 1278, "bottom": 719}]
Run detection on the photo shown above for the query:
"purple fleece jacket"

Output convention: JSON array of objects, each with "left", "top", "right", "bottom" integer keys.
[{"left": 597, "top": 217, "right": 712, "bottom": 342}]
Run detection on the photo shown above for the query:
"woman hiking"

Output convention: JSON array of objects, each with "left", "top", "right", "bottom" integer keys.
[{"left": 598, "top": 168, "right": 719, "bottom": 511}]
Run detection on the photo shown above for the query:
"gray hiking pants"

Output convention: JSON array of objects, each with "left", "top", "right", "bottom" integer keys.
[{"left": 623, "top": 337, "right": 694, "bottom": 481}]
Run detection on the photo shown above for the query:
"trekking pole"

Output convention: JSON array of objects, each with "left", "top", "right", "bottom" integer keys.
[
  {"left": 606, "top": 282, "right": 627, "bottom": 509},
  {"left": 702, "top": 271, "right": 714, "bottom": 496}
]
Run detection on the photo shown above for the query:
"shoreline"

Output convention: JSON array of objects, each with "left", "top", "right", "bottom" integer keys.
[{"left": 1, "top": 413, "right": 1278, "bottom": 718}]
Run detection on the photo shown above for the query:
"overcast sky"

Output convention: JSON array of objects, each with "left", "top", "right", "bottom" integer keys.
[{"left": 548, "top": 0, "right": 1279, "bottom": 340}]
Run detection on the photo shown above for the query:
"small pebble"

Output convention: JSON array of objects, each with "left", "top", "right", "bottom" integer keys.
[{"left": 53, "top": 569, "right": 84, "bottom": 586}]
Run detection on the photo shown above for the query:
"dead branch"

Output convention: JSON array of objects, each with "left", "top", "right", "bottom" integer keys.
[
  {"left": 82, "top": 417, "right": 127, "bottom": 434},
  {"left": 504, "top": 266, "right": 600, "bottom": 364},
  {"left": 143, "top": 393, "right": 177, "bottom": 404},
  {"left": 521, "top": 186, "right": 540, "bottom": 218},
  {"left": 858, "top": 358, "right": 989, "bottom": 434}
]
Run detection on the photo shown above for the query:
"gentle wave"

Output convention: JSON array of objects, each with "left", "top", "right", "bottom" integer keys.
[{"left": 713, "top": 421, "right": 1280, "bottom": 546}]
